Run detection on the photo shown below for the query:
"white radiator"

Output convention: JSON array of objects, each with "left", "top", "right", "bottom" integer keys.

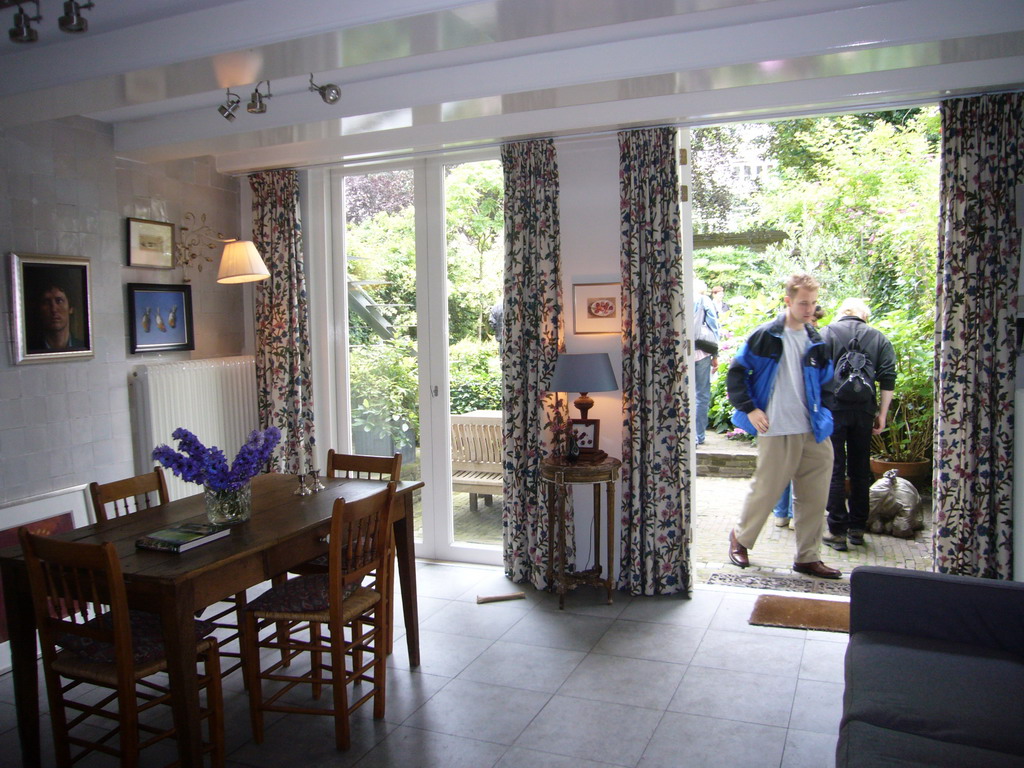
[{"left": 130, "top": 356, "right": 259, "bottom": 501}]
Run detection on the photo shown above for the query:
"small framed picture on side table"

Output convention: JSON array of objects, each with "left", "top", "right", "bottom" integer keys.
[{"left": 571, "top": 419, "right": 600, "bottom": 454}]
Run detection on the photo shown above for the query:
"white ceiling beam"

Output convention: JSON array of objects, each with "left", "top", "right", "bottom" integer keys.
[
  {"left": 0, "top": 0, "right": 481, "bottom": 96},
  {"left": 108, "top": 0, "right": 1024, "bottom": 154},
  {"left": 121, "top": 55, "right": 1024, "bottom": 172}
]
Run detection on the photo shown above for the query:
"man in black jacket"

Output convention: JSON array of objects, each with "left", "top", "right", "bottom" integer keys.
[{"left": 819, "top": 298, "right": 897, "bottom": 551}]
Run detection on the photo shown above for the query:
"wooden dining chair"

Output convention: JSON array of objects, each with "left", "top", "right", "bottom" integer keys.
[
  {"left": 89, "top": 468, "right": 248, "bottom": 681},
  {"left": 240, "top": 483, "right": 396, "bottom": 751},
  {"left": 18, "top": 527, "right": 225, "bottom": 768},
  {"left": 89, "top": 467, "right": 169, "bottom": 521},
  {"left": 278, "top": 451, "right": 403, "bottom": 657},
  {"left": 288, "top": 451, "right": 402, "bottom": 576},
  {"left": 327, "top": 449, "right": 403, "bottom": 482}
]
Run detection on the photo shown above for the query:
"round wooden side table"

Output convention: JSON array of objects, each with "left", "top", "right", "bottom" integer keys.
[{"left": 540, "top": 455, "right": 621, "bottom": 610}]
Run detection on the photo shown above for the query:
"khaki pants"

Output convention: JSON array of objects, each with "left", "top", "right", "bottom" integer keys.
[{"left": 735, "top": 433, "right": 834, "bottom": 564}]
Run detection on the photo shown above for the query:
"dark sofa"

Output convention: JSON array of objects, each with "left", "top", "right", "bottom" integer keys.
[{"left": 838, "top": 566, "right": 1024, "bottom": 768}]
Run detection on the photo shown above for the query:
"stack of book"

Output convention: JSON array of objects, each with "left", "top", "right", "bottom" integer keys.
[{"left": 136, "top": 522, "right": 231, "bottom": 553}]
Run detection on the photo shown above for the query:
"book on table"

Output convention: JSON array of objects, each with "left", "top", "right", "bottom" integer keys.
[{"left": 136, "top": 522, "right": 231, "bottom": 553}]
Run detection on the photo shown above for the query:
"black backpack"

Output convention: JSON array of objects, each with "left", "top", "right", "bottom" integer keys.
[{"left": 833, "top": 329, "right": 875, "bottom": 403}]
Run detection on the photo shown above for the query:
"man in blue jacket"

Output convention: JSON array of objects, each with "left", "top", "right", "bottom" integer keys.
[{"left": 726, "top": 273, "right": 841, "bottom": 579}]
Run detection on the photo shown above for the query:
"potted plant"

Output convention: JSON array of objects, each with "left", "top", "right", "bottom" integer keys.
[{"left": 869, "top": 310, "right": 933, "bottom": 486}]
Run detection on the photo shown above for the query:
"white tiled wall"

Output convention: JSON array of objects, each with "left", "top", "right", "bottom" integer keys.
[{"left": 0, "top": 116, "right": 247, "bottom": 507}]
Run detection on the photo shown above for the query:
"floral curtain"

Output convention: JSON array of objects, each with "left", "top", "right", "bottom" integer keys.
[
  {"left": 935, "top": 93, "right": 1023, "bottom": 579},
  {"left": 500, "top": 139, "right": 570, "bottom": 590},
  {"left": 249, "top": 170, "right": 315, "bottom": 474},
  {"left": 618, "top": 127, "right": 691, "bottom": 596}
]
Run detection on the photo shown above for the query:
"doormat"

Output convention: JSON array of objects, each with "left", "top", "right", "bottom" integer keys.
[
  {"left": 749, "top": 594, "right": 850, "bottom": 633},
  {"left": 706, "top": 571, "right": 851, "bottom": 596}
]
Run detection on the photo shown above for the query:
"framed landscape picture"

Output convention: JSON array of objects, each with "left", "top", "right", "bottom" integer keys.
[
  {"left": 127, "top": 217, "right": 175, "bottom": 269},
  {"left": 573, "top": 282, "right": 620, "bottom": 334},
  {"left": 127, "top": 283, "right": 195, "bottom": 353},
  {"left": 8, "top": 252, "right": 93, "bottom": 364}
]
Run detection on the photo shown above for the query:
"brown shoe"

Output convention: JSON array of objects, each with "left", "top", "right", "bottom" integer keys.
[
  {"left": 729, "top": 530, "right": 749, "bottom": 568},
  {"left": 793, "top": 561, "right": 842, "bottom": 579}
]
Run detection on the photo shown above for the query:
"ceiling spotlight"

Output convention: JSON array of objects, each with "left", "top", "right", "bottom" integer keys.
[
  {"left": 247, "top": 81, "right": 271, "bottom": 114},
  {"left": 309, "top": 73, "right": 340, "bottom": 105},
  {"left": 8, "top": 2, "right": 41, "bottom": 43},
  {"left": 58, "top": 0, "right": 93, "bottom": 33},
  {"left": 218, "top": 90, "right": 241, "bottom": 121}
]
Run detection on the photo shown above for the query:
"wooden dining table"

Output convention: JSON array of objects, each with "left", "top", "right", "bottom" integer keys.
[{"left": 0, "top": 472, "right": 424, "bottom": 768}]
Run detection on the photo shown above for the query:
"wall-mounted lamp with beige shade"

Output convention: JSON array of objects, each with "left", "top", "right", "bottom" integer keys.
[
  {"left": 217, "top": 240, "right": 269, "bottom": 284},
  {"left": 175, "top": 211, "right": 269, "bottom": 284}
]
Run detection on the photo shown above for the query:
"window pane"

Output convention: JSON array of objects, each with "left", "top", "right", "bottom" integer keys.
[{"left": 344, "top": 169, "right": 422, "bottom": 536}]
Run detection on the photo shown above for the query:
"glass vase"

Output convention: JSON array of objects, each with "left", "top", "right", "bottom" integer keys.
[{"left": 204, "top": 481, "right": 252, "bottom": 525}]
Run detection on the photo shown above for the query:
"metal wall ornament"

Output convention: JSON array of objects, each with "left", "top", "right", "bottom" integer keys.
[
  {"left": 175, "top": 212, "right": 224, "bottom": 281},
  {"left": 8, "top": 252, "right": 94, "bottom": 364}
]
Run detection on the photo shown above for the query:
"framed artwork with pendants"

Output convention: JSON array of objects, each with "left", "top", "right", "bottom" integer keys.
[
  {"left": 572, "top": 282, "right": 620, "bottom": 334},
  {"left": 126, "top": 283, "right": 195, "bottom": 353}
]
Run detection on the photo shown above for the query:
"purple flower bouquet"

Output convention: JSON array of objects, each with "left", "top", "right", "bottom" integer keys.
[
  {"left": 153, "top": 426, "right": 281, "bottom": 491},
  {"left": 153, "top": 427, "right": 280, "bottom": 525}
]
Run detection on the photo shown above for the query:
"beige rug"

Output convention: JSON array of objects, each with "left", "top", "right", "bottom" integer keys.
[
  {"left": 707, "top": 571, "right": 851, "bottom": 595},
  {"left": 748, "top": 594, "right": 850, "bottom": 633}
]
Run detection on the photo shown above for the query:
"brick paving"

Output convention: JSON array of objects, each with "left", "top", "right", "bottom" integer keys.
[
  {"left": 444, "top": 430, "right": 935, "bottom": 586},
  {"left": 693, "top": 432, "right": 934, "bottom": 585}
]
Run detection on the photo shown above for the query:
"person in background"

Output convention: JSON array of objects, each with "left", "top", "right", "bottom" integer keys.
[
  {"left": 694, "top": 279, "right": 719, "bottom": 446},
  {"left": 727, "top": 274, "right": 841, "bottom": 579},
  {"left": 819, "top": 297, "right": 896, "bottom": 551},
  {"left": 711, "top": 285, "right": 730, "bottom": 316},
  {"left": 773, "top": 304, "right": 826, "bottom": 529}
]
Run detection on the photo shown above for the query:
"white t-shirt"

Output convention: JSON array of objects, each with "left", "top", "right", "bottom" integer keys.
[{"left": 765, "top": 327, "right": 812, "bottom": 437}]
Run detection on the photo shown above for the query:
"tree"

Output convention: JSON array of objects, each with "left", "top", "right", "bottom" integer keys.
[
  {"left": 692, "top": 126, "right": 742, "bottom": 231},
  {"left": 445, "top": 161, "right": 504, "bottom": 343},
  {"left": 755, "top": 110, "right": 939, "bottom": 316},
  {"left": 345, "top": 204, "right": 417, "bottom": 344},
  {"left": 759, "top": 109, "right": 935, "bottom": 182},
  {"left": 705, "top": 110, "right": 939, "bottom": 438},
  {"left": 344, "top": 171, "right": 413, "bottom": 225}
]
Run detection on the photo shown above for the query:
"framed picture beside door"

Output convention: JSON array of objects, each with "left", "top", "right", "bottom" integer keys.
[{"left": 572, "top": 282, "right": 620, "bottom": 334}]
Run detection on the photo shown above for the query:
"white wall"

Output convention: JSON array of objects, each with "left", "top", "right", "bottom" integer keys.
[
  {"left": 0, "top": 117, "right": 247, "bottom": 509},
  {"left": 557, "top": 134, "right": 626, "bottom": 577}
]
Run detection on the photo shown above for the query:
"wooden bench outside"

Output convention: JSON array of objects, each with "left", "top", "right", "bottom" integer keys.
[{"left": 451, "top": 411, "right": 504, "bottom": 512}]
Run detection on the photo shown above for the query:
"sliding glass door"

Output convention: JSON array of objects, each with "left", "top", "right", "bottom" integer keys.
[
  {"left": 445, "top": 159, "right": 504, "bottom": 551},
  {"left": 329, "top": 154, "right": 503, "bottom": 564},
  {"left": 342, "top": 169, "right": 423, "bottom": 536}
]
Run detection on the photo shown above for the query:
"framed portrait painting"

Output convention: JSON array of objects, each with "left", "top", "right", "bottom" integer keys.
[
  {"left": 126, "top": 217, "right": 175, "bottom": 269},
  {"left": 127, "top": 283, "right": 195, "bottom": 353},
  {"left": 572, "top": 282, "right": 620, "bottom": 334},
  {"left": 8, "top": 252, "right": 93, "bottom": 364}
]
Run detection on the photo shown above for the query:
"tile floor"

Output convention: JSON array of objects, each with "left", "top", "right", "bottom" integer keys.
[{"left": 0, "top": 561, "right": 848, "bottom": 768}]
